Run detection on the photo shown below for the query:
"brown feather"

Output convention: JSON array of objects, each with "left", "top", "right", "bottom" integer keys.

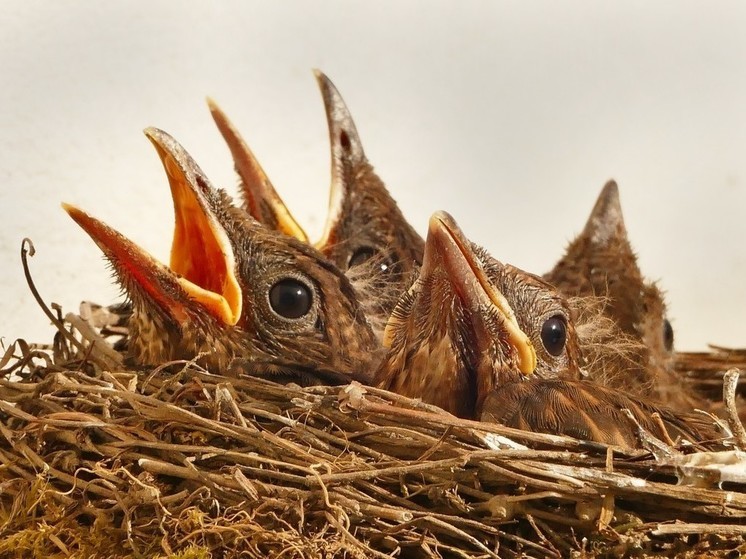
[{"left": 482, "top": 379, "right": 723, "bottom": 450}]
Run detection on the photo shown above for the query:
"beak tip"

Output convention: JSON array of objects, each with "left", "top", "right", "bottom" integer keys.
[
  {"left": 428, "top": 210, "right": 452, "bottom": 233},
  {"left": 143, "top": 127, "right": 170, "bottom": 148},
  {"left": 522, "top": 343, "right": 538, "bottom": 376},
  {"left": 61, "top": 202, "right": 84, "bottom": 221},
  {"left": 312, "top": 68, "right": 328, "bottom": 85}
]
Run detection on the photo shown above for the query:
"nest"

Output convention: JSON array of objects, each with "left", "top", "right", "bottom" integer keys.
[{"left": 2, "top": 242, "right": 746, "bottom": 558}]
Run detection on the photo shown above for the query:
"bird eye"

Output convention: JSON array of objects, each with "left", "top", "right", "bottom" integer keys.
[
  {"left": 663, "top": 318, "right": 674, "bottom": 351},
  {"left": 348, "top": 247, "right": 376, "bottom": 268},
  {"left": 269, "top": 279, "right": 313, "bottom": 319},
  {"left": 540, "top": 315, "right": 567, "bottom": 356}
]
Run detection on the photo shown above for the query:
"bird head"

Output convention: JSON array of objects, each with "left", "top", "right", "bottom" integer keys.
[
  {"left": 207, "top": 71, "right": 424, "bottom": 339},
  {"left": 546, "top": 180, "right": 674, "bottom": 360}
]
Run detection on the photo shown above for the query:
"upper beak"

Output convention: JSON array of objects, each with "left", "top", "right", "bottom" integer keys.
[
  {"left": 581, "top": 179, "right": 626, "bottom": 244},
  {"left": 313, "top": 69, "right": 366, "bottom": 251},
  {"left": 64, "top": 128, "right": 243, "bottom": 327},
  {"left": 423, "top": 211, "right": 537, "bottom": 376},
  {"left": 207, "top": 98, "right": 309, "bottom": 243}
]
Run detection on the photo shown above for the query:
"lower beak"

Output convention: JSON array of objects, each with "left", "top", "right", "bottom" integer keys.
[
  {"left": 208, "top": 98, "right": 309, "bottom": 243},
  {"left": 64, "top": 129, "right": 243, "bottom": 327}
]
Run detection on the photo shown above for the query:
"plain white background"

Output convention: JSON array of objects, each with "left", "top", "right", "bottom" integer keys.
[{"left": 1, "top": 2, "right": 744, "bottom": 351}]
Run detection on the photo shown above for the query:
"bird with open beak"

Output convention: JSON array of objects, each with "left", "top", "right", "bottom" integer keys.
[
  {"left": 209, "top": 71, "right": 425, "bottom": 339},
  {"left": 63, "top": 128, "right": 382, "bottom": 385},
  {"left": 376, "top": 211, "right": 722, "bottom": 449},
  {"left": 544, "top": 180, "right": 704, "bottom": 412}
]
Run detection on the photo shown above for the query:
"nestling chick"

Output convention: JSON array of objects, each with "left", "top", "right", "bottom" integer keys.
[
  {"left": 64, "top": 128, "right": 381, "bottom": 385},
  {"left": 315, "top": 70, "right": 426, "bottom": 338},
  {"left": 377, "top": 211, "right": 722, "bottom": 449},
  {"left": 375, "top": 211, "right": 581, "bottom": 419},
  {"left": 544, "top": 180, "right": 703, "bottom": 411}
]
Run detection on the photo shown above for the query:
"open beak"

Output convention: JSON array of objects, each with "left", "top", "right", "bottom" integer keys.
[
  {"left": 144, "top": 127, "right": 242, "bottom": 326},
  {"left": 64, "top": 128, "right": 243, "bottom": 327},
  {"left": 207, "top": 98, "right": 309, "bottom": 243},
  {"left": 423, "top": 211, "right": 537, "bottom": 376},
  {"left": 313, "top": 69, "right": 366, "bottom": 251}
]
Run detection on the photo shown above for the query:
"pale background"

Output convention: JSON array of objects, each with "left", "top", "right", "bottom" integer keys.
[{"left": 1, "top": 1, "right": 744, "bottom": 351}]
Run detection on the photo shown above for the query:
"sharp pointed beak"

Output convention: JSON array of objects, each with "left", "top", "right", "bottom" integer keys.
[
  {"left": 582, "top": 179, "right": 626, "bottom": 243},
  {"left": 207, "top": 98, "right": 309, "bottom": 243},
  {"left": 62, "top": 203, "right": 193, "bottom": 323},
  {"left": 425, "top": 211, "right": 537, "bottom": 376},
  {"left": 313, "top": 69, "right": 366, "bottom": 250},
  {"left": 139, "top": 127, "right": 243, "bottom": 326}
]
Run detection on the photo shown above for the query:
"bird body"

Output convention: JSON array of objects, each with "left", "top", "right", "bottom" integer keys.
[{"left": 482, "top": 378, "right": 720, "bottom": 449}]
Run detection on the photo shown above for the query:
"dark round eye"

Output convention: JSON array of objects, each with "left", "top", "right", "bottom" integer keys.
[
  {"left": 663, "top": 319, "right": 674, "bottom": 351},
  {"left": 349, "top": 247, "right": 376, "bottom": 268},
  {"left": 269, "top": 279, "right": 313, "bottom": 319},
  {"left": 540, "top": 315, "right": 567, "bottom": 356}
]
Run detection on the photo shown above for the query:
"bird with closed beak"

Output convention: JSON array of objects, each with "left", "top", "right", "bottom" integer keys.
[
  {"left": 544, "top": 180, "right": 705, "bottom": 412},
  {"left": 375, "top": 211, "right": 723, "bottom": 449}
]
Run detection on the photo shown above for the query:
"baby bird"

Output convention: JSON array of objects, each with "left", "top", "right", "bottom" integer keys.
[
  {"left": 313, "top": 70, "right": 425, "bottom": 336},
  {"left": 544, "top": 180, "right": 701, "bottom": 411},
  {"left": 64, "top": 128, "right": 382, "bottom": 385},
  {"left": 375, "top": 211, "right": 581, "bottom": 419},
  {"left": 376, "top": 211, "right": 722, "bottom": 449}
]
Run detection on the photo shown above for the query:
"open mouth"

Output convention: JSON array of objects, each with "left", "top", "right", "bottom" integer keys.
[
  {"left": 146, "top": 128, "right": 242, "bottom": 326},
  {"left": 425, "top": 211, "right": 537, "bottom": 375},
  {"left": 64, "top": 128, "right": 242, "bottom": 327}
]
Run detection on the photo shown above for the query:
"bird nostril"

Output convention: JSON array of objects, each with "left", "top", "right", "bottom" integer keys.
[{"left": 339, "top": 130, "right": 351, "bottom": 151}]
